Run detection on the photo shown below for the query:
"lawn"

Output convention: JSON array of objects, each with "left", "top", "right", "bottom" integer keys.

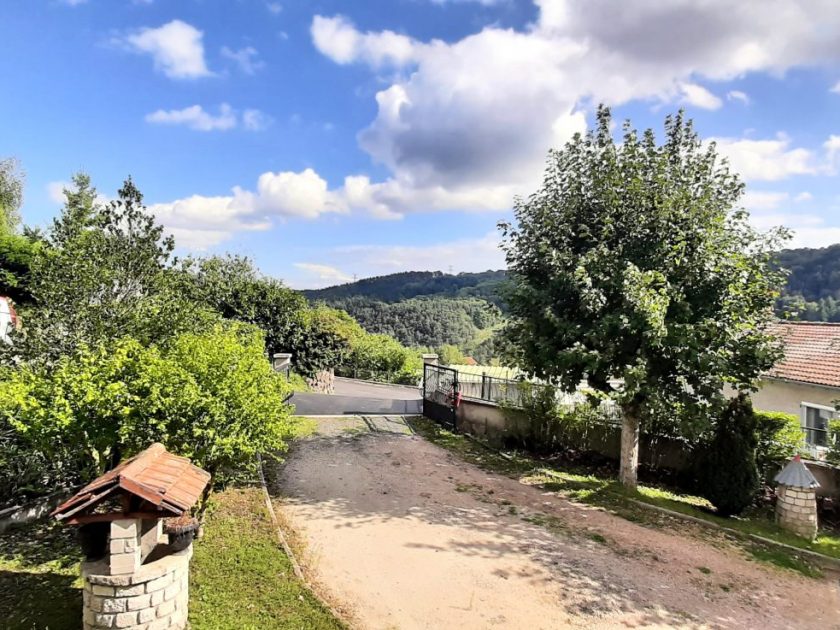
[
  {"left": 409, "top": 417, "right": 840, "bottom": 577},
  {"left": 0, "top": 486, "right": 343, "bottom": 630}
]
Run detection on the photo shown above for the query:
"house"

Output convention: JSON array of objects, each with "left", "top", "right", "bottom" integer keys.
[{"left": 751, "top": 321, "right": 840, "bottom": 455}]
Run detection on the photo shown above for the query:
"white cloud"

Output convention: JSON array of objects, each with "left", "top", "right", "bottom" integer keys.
[
  {"left": 825, "top": 135, "right": 840, "bottom": 169},
  {"left": 220, "top": 46, "right": 264, "bottom": 75},
  {"left": 726, "top": 90, "right": 751, "bottom": 105},
  {"left": 794, "top": 191, "right": 813, "bottom": 203},
  {"left": 742, "top": 190, "right": 789, "bottom": 211},
  {"left": 47, "top": 180, "right": 110, "bottom": 206},
  {"left": 311, "top": 15, "right": 416, "bottom": 67},
  {"left": 149, "top": 169, "right": 348, "bottom": 249},
  {"left": 307, "top": 1, "right": 840, "bottom": 218},
  {"left": 292, "top": 263, "right": 353, "bottom": 287},
  {"left": 266, "top": 2, "right": 282, "bottom": 14},
  {"left": 831, "top": 81, "right": 840, "bottom": 94},
  {"left": 712, "top": 134, "right": 821, "bottom": 181},
  {"left": 145, "top": 104, "right": 237, "bottom": 131},
  {"left": 59, "top": 0, "right": 88, "bottom": 6},
  {"left": 679, "top": 83, "right": 722, "bottom": 110},
  {"left": 145, "top": 104, "right": 270, "bottom": 132},
  {"left": 788, "top": 227, "right": 840, "bottom": 249},
  {"left": 119, "top": 20, "right": 211, "bottom": 79}
]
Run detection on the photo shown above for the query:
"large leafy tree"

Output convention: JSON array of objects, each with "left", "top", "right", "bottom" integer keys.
[
  {"left": 0, "top": 158, "right": 23, "bottom": 234},
  {"left": 12, "top": 175, "right": 209, "bottom": 362},
  {"left": 500, "top": 107, "right": 787, "bottom": 488}
]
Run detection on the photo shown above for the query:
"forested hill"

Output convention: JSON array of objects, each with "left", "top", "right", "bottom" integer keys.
[
  {"left": 775, "top": 245, "right": 840, "bottom": 321},
  {"left": 303, "top": 270, "right": 506, "bottom": 306},
  {"left": 302, "top": 246, "right": 840, "bottom": 350}
]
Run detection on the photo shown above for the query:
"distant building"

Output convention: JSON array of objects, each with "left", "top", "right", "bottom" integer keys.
[
  {"left": 752, "top": 321, "right": 840, "bottom": 456},
  {"left": 0, "top": 297, "right": 18, "bottom": 345},
  {"left": 462, "top": 356, "right": 478, "bottom": 366}
]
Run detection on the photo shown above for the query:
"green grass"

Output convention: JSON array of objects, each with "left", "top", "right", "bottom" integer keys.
[
  {"left": 0, "top": 487, "right": 343, "bottom": 630},
  {"left": 190, "top": 487, "right": 344, "bottom": 630},
  {"left": 0, "top": 519, "right": 82, "bottom": 629},
  {"left": 409, "top": 417, "right": 840, "bottom": 577}
]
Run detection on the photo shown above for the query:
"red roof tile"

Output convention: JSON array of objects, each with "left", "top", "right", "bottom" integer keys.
[
  {"left": 767, "top": 321, "right": 840, "bottom": 388},
  {"left": 52, "top": 443, "right": 211, "bottom": 521}
]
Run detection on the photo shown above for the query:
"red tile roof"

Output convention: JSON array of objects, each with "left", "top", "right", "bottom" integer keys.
[
  {"left": 767, "top": 321, "right": 840, "bottom": 388},
  {"left": 52, "top": 443, "right": 211, "bottom": 522}
]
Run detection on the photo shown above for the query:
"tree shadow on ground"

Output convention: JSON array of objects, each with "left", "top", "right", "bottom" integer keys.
[
  {"left": 265, "top": 419, "right": 836, "bottom": 630},
  {"left": 0, "top": 519, "right": 82, "bottom": 630}
]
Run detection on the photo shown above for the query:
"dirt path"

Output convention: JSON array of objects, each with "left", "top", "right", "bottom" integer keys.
[{"left": 269, "top": 416, "right": 840, "bottom": 630}]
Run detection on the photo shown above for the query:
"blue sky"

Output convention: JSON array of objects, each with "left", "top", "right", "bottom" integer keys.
[{"left": 2, "top": 1, "right": 839, "bottom": 288}]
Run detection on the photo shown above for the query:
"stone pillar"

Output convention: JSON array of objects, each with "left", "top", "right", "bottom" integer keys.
[
  {"left": 422, "top": 353, "right": 439, "bottom": 366},
  {"left": 109, "top": 519, "right": 141, "bottom": 575},
  {"left": 306, "top": 368, "right": 335, "bottom": 394},
  {"left": 776, "top": 485, "right": 818, "bottom": 540},
  {"left": 82, "top": 545, "right": 192, "bottom": 630}
]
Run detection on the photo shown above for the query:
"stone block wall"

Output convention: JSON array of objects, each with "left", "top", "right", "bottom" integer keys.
[
  {"left": 307, "top": 368, "right": 335, "bottom": 394},
  {"left": 82, "top": 546, "right": 191, "bottom": 630},
  {"left": 776, "top": 485, "right": 818, "bottom": 540}
]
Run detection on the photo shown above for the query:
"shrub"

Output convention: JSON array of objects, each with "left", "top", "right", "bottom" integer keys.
[
  {"left": 827, "top": 419, "right": 840, "bottom": 465},
  {"left": 754, "top": 410, "right": 805, "bottom": 481},
  {"left": 343, "top": 333, "right": 422, "bottom": 384},
  {"left": 696, "top": 394, "right": 759, "bottom": 516},
  {"left": 0, "top": 323, "right": 298, "bottom": 499}
]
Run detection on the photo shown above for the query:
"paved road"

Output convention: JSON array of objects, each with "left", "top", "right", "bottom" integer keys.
[{"left": 289, "top": 377, "right": 422, "bottom": 416}]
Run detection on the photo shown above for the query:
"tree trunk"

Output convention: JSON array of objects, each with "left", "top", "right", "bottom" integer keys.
[{"left": 619, "top": 407, "right": 640, "bottom": 490}]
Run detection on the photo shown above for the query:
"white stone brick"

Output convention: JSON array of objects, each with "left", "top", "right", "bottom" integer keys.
[
  {"left": 92, "top": 585, "right": 116, "bottom": 597},
  {"left": 110, "top": 553, "right": 140, "bottom": 575},
  {"left": 145, "top": 573, "right": 173, "bottom": 593},
  {"left": 150, "top": 589, "right": 165, "bottom": 606},
  {"left": 113, "top": 611, "right": 138, "bottom": 628},
  {"left": 115, "top": 583, "right": 146, "bottom": 597},
  {"left": 100, "top": 597, "right": 128, "bottom": 614},
  {"left": 94, "top": 613, "right": 116, "bottom": 627},
  {"left": 164, "top": 581, "right": 181, "bottom": 601},
  {"left": 138, "top": 607, "right": 157, "bottom": 624},
  {"left": 146, "top": 617, "right": 171, "bottom": 630},
  {"left": 110, "top": 520, "right": 139, "bottom": 539},
  {"left": 157, "top": 599, "right": 176, "bottom": 617},
  {"left": 126, "top": 593, "right": 152, "bottom": 611}
]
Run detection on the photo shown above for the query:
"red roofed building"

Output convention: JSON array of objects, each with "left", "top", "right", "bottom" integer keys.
[{"left": 752, "top": 321, "right": 840, "bottom": 454}]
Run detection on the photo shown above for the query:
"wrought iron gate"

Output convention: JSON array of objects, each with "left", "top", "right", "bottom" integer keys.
[{"left": 422, "top": 364, "right": 459, "bottom": 430}]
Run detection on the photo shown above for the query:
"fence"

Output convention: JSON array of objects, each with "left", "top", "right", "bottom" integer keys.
[{"left": 459, "top": 370, "right": 622, "bottom": 425}]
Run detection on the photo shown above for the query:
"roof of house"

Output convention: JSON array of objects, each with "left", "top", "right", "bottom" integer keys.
[
  {"left": 774, "top": 454, "right": 820, "bottom": 488},
  {"left": 767, "top": 321, "right": 840, "bottom": 389},
  {"left": 52, "top": 443, "right": 211, "bottom": 522}
]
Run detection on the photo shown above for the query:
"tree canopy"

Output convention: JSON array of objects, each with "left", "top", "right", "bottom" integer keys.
[{"left": 500, "top": 106, "right": 787, "bottom": 488}]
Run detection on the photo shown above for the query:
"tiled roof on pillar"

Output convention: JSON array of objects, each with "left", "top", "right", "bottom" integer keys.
[
  {"left": 52, "top": 443, "right": 211, "bottom": 523},
  {"left": 774, "top": 455, "right": 820, "bottom": 489}
]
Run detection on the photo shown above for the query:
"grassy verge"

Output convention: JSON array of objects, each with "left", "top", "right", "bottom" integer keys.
[
  {"left": 0, "top": 519, "right": 81, "bottom": 629},
  {"left": 409, "top": 417, "right": 840, "bottom": 577},
  {"left": 190, "top": 487, "right": 344, "bottom": 630},
  {"left": 0, "top": 487, "right": 343, "bottom": 630}
]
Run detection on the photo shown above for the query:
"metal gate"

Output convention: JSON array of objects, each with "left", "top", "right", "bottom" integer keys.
[{"left": 422, "top": 364, "right": 459, "bottom": 430}]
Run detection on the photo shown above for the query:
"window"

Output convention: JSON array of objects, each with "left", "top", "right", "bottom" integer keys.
[{"left": 800, "top": 403, "right": 835, "bottom": 448}]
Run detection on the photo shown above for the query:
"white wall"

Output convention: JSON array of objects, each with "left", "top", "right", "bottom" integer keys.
[{"left": 750, "top": 378, "right": 839, "bottom": 416}]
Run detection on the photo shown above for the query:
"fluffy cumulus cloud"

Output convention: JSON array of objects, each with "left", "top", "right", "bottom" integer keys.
[
  {"left": 148, "top": 169, "right": 348, "bottom": 249},
  {"left": 144, "top": 104, "right": 270, "bottom": 132},
  {"left": 305, "top": 0, "right": 840, "bottom": 219},
  {"left": 156, "top": 1, "right": 840, "bottom": 248},
  {"left": 292, "top": 263, "right": 354, "bottom": 287},
  {"left": 119, "top": 20, "right": 211, "bottom": 79}
]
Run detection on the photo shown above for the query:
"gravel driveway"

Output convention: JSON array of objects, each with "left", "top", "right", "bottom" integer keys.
[{"left": 268, "top": 416, "right": 840, "bottom": 630}]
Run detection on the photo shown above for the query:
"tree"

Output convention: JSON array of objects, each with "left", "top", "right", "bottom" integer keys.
[
  {"left": 696, "top": 395, "right": 759, "bottom": 515},
  {"left": 500, "top": 106, "right": 787, "bottom": 488},
  {"left": 0, "top": 158, "right": 23, "bottom": 234},
  {"left": 437, "top": 343, "right": 465, "bottom": 365},
  {"left": 13, "top": 176, "right": 207, "bottom": 362}
]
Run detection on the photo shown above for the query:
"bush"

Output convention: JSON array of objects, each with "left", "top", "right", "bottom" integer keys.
[
  {"left": 342, "top": 333, "right": 422, "bottom": 384},
  {"left": 500, "top": 383, "right": 605, "bottom": 454},
  {"left": 754, "top": 410, "right": 804, "bottom": 481},
  {"left": 0, "top": 323, "right": 298, "bottom": 500},
  {"left": 827, "top": 419, "right": 840, "bottom": 465},
  {"left": 696, "top": 395, "right": 759, "bottom": 516}
]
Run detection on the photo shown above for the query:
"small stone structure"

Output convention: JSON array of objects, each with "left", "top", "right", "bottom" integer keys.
[
  {"left": 52, "top": 443, "right": 210, "bottom": 630},
  {"left": 775, "top": 454, "right": 820, "bottom": 540},
  {"left": 307, "top": 368, "right": 335, "bottom": 394},
  {"left": 422, "top": 353, "right": 439, "bottom": 366},
  {"left": 272, "top": 352, "right": 292, "bottom": 375}
]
